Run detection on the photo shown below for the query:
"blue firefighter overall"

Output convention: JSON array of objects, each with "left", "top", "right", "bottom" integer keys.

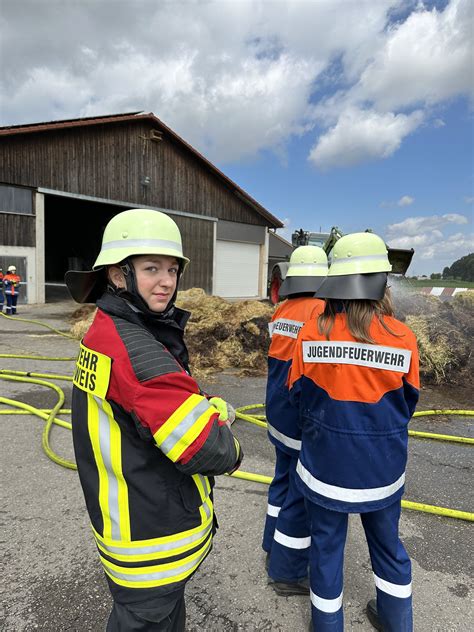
[
  {"left": 263, "top": 296, "right": 324, "bottom": 585},
  {"left": 289, "top": 313, "right": 419, "bottom": 632}
]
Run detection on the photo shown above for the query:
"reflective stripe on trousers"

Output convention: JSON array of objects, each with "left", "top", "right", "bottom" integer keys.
[
  {"left": 268, "top": 453, "right": 310, "bottom": 583},
  {"left": 307, "top": 500, "right": 412, "bottom": 632},
  {"left": 263, "top": 448, "right": 292, "bottom": 552}
]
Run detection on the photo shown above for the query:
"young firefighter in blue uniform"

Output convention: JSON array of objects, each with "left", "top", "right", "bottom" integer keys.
[
  {"left": 288, "top": 233, "right": 419, "bottom": 632},
  {"left": 263, "top": 246, "right": 328, "bottom": 595},
  {"left": 0, "top": 267, "right": 4, "bottom": 312},
  {"left": 65, "top": 209, "right": 243, "bottom": 632},
  {"left": 3, "top": 265, "right": 21, "bottom": 315}
]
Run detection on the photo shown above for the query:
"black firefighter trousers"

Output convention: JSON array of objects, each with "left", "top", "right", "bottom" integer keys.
[{"left": 106, "top": 590, "right": 185, "bottom": 632}]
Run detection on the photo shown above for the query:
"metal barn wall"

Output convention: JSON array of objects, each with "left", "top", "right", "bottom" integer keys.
[{"left": 0, "top": 122, "right": 266, "bottom": 226}]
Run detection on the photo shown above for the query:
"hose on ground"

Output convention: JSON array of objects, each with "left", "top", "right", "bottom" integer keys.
[
  {"left": 0, "top": 311, "right": 77, "bottom": 339},
  {"left": 1, "top": 331, "right": 473, "bottom": 520},
  {"left": 234, "top": 405, "right": 474, "bottom": 522}
]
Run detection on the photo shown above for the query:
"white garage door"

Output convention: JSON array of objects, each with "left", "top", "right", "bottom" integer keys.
[{"left": 214, "top": 240, "right": 260, "bottom": 297}]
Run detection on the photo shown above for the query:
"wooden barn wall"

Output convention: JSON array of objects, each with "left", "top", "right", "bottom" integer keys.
[
  {"left": 172, "top": 215, "right": 214, "bottom": 293},
  {"left": 0, "top": 122, "right": 267, "bottom": 226},
  {"left": 0, "top": 214, "right": 35, "bottom": 246}
]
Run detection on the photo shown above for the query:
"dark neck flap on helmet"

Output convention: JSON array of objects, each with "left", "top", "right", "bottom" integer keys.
[
  {"left": 279, "top": 275, "right": 326, "bottom": 297},
  {"left": 314, "top": 272, "right": 388, "bottom": 301}
]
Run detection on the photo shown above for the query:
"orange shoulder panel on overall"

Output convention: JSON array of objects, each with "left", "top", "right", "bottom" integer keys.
[
  {"left": 290, "top": 314, "right": 419, "bottom": 404},
  {"left": 269, "top": 297, "right": 325, "bottom": 362}
]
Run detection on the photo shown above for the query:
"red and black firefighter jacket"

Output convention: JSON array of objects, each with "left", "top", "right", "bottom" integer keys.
[{"left": 71, "top": 293, "right": 242, "bottom": 603}]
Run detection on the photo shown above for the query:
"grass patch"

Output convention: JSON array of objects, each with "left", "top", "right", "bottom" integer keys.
[{"left": 401, "top": 279, "right": 474, "bottom": 288}]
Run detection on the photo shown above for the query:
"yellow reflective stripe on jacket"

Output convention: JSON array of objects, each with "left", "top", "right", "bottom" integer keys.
[
  {"left": 94, "top": 518, "right": 213, "bottom": 563},
  {"left": 101, "top": 535, "right": 213, "bottom": 588},
  {"left": 92, "top": 507, "right": 213, "bottom": 558},
  {"left": 193, "top": 473, "right": 211, "bottom": 499},
  {"left": 87, "top": 394, "right": 131, "bottom": 541},
  {"left": 102, "top": 397, "right": 131, "bottom": 542},
  {"left": 154, "top": 394, "right": 217, "bottom": 461},
  {"left": 192, "top": 474, "right": 213, "bottom": 522}
]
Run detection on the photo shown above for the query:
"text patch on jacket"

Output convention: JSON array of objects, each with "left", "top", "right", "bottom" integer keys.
[{"left": 73, "top": 342, "right": 111, "bottom": 397}]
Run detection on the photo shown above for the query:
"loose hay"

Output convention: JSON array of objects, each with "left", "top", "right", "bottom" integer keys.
[{"left": 69, "top": 288, "right": 472, "bottom": 385}]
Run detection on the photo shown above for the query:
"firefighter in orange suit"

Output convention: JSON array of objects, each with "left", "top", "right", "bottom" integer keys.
[
  {"left": 4, "top": 265, "right": 22, "bottom": 315},
  {"left": 263, "top": 246, "right": 328, "bottom": 596},
  {"left": 65, "top": 209, "right": 243, "bottom": 632},
  {"left": 288, "top": 233, "right": 419, "bottom": 632}
]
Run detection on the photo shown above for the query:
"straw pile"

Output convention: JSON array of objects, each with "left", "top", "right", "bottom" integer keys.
[
  {"left": 394, "top": 289, "right": 473, "bottom": 385},
  {"left": 69, "top": 289, "right": 273, "bottom": 379},
  {"left": 70, "top": 288, "right": 472, "bottom": 385}
]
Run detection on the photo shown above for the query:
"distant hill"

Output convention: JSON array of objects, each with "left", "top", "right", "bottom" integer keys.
[{"left": 443, "top": 252, "right": 474, "bottom": 282}]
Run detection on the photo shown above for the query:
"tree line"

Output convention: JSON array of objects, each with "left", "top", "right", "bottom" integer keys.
[{"left": 442, "top": 252, "right": 473, "bottom": 282}]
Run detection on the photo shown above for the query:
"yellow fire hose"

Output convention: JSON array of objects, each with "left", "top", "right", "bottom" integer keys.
[
  {"left": 234, "top": 405, "right": 474, "bottom": 522},
  {"left": 1, "top": 309, "right": 473, "bottom": 521},
  {"left": 1, "top": 367, "right": 472, "bottom": 521},
  {"left": 0, "top": 311, "right": 77, "bottom": 339}
]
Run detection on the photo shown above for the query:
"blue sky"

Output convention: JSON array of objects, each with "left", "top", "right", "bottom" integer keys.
[
  {"left": 1, "top": 0, "right": 472, "bottom": 275},
  {"left": 225, "top": 94, "right": 473, "bottom": 274}
]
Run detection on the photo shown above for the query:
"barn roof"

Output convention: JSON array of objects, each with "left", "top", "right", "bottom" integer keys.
[{"left": 0, "top": 112, "right": 283, "bottom": 228}]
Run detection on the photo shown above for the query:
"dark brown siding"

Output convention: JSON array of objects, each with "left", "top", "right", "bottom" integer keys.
[
  {"left": 0, "top": 214, "right": 35, "bottom": 246},
  {"left": 0, "top": 122, "right": 266, "bottom": 225},
  {"left": 173, "top": 215, "right": 214, "bottom": 293}
]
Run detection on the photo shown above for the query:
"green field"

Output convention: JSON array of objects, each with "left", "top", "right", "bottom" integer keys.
[{"left": 400, "top": 279, "right": 474, "bottom": 288}]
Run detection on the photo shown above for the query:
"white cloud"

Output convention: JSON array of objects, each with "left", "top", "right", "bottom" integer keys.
[
  {"left": 418, "top": 232, "right": 474, "bottom": 260},
  {"left": 353, "top": 0, "right": 473, "bottom": 111},
  {"left": 276, "top": 217, "right": 293, "bottom": 243},
  {"left": 309, "top": 0, "right": 473, "bottom": 169},
  {"left": 387, "top": 213, "right": 468, "bottom": 238},
  {"left": 309, "top": 108, "right": 423, "bottom": 169},
  {"left": 0, "top": 0, "right": 472, "bottom": 166},
  {"left": 385, "top": 213, "right": 473, "bottom": 272},
  {"left": 0, "top": 0, "right": 394, "bottom": 164},
  {"left": 464, "top": 196, "right": 474, "bottom": 204},
  {"left": 398, "top": 195, "right": 414, "bottom": 207}
]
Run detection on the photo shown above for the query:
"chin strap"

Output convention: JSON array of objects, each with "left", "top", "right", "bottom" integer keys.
[{"left": 108, "top": 257, "right": 184, "bottom": 319}]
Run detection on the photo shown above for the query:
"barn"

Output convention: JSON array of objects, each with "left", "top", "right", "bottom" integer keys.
[{"left": 0, "top": 112, "right": 283, "bottom": 304}]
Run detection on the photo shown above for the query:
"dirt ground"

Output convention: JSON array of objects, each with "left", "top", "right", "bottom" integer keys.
[{"left": 1, "top": 301, "right": 473, "bottom": 631}]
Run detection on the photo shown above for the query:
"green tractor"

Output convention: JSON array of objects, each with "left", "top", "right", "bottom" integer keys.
[{"left": 268, "top": 227, "right": 414, "bottom": 304}]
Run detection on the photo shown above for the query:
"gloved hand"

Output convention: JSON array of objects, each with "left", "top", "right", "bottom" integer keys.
[{"left": 209, "top": 397, "right": 236, "bottom": 425}]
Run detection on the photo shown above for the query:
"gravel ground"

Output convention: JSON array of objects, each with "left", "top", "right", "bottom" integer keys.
[{"left": 0, "top": 302, "right": 472, "bottom": 631}]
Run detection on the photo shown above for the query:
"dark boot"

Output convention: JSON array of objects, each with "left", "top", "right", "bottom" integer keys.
[
  {"left": 268, "top": 576, "right": 310, "bottom": 596},
  {"left": 366, "top": 599, "right": 384, "bottom": 631},
  {"left": 265, "top": 552, "right": 270, "bottom": 572}
]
